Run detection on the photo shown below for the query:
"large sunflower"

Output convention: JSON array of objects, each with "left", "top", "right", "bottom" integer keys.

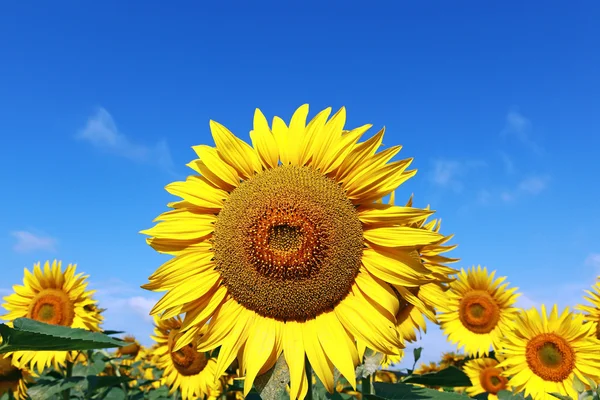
[
  {"left": 0, "top": 350, "right": 34, "bottom": 400},
  {"left": 141, "top": 104, "right": 453, "bottom": 398},
  {"left": 1, "top": 260, "right": 101, "bottom": 373},
  {"left": 437, "top": 265, "right": 520, "bottom": 357},
  {"left": 576, "top": 277, "right": 600, "bottom": 339},
  {"left": 463, "top": 357, "right": 508, "bottom": 399},
  {"left": 152, "top": 315, "right": 222, "bottom": 400},
  {"left": 496, "top": 305, "right": 600, "bottom": 400}
]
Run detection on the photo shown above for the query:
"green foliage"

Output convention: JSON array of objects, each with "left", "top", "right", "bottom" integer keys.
[
  {"left": 402, "top": 366, "right": 472, "bottom": 387},
  {"left": 371, "top": 382, "right": 467, "bottom": 399},
  {"left": 0, "top": 318, "right": 125, "bottom": 353}
]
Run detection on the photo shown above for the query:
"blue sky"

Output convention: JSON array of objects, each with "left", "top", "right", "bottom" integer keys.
[{"left": 1, "top": 2, "right": 599, "bottom": 368}]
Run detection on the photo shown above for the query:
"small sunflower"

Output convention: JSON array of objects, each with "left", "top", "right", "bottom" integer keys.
[
  {"left": 142, "top": 105, "right": 456, "bottom": 398},
  {"left": 496, "top": 305, "right": 600, "bottom": 400},
  {"left": 576, "top": 277, "right": 600, "bottom": 339},
  {"left": 414, "top": 361, "right": 440, "bottom": 375},
  {"left": 439, "top": 351, "right": 465, "bottom": 369},
  {"left": 0, "top": 351, "right": 33, "bottom": 400},
  {"left": 1, "top": 260, "right": 101, "bottom": 373},
  {"left": 463, "top": 357, "right": 508, "bottom": 399},
  {"left": 437, "top": 265, "right": 520, "bottom": 357},
  {"left": 152, "top": 315, "right": 222, "bottom": 400}
]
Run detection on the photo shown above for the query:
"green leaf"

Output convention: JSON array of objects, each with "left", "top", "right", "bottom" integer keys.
[
  {"left": 412, "top": 348, "right": 423, "bottom": 367},
  {"left": 100, "top": 387, "right": 127, "bottom": 400},
  {"left": 27, "top": 377, "right": 84, "bottom": 400},
  {"left": 0, "top": 318, "right": 125, "bottom": 353},
  {"left": 373, "top": 382, "right": 469, "bottom": 399},
  {"left": 86, "top": 375, "right": 132, "bottom": 392},
  {"left": 496, "top": 390, "right": 534, "bottom": 400},
  {"left": 147, "top": 386, "right": 171, "bottom": 400},
  {"left": 403, "top": 366, "right": 471, "bottom": 387}
]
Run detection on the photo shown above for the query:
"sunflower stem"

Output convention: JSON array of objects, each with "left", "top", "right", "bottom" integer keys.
[
  {"left": 305, "top": 358, "right": 313, "bottom": 400},
  {"left": 61, "top": 360, "right": 73, "bottom": 400},
  {"left": 360, "top": 374, "right": 372, "bottom": 397}
]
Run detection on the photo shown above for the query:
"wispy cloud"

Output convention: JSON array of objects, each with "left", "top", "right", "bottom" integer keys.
[
  {"left": 77, "top": 107, "right": 174, "bottom": 171},
  {"left": 429, "top": 159, "right": 486, "bottom": 193},
  {"left": 10, "top": 230, "right": 57, "bottom": 253},
  {"left": 500, "top": 175, "right": 550, "bottom": 202},
  {"left": 501, "top": 110, "right": 543, "bottom": 154},
  {"left": 91, "top": 279, "right": 160, "bottom": 344},
  {"left": 499, "top": 151, "right": 516, "bottom": 174}
]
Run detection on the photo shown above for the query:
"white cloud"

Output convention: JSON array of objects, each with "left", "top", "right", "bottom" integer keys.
[
  {"left": 91, "top": 280, "right": 161, "bottom": 345},
  {"left": 429, "top": 159, "right": 486, "bottom": 193},
  {"left": 501, "top": 110, "right": 543, "bottom": 154},
  {"left": 10, "top": 230, "right": 57, "bottom": 253},
  {"left": 518, "top": 175, "right": 550, "bottom": 195},
  {"left": 77, "top": 107, "right": 174, "bottom": 171},
  {"left": 499, "top": 152, "right": 516, "bottom": 174},
  {"left": 500, "top": 191, "right": 515, "bottom": 203}
]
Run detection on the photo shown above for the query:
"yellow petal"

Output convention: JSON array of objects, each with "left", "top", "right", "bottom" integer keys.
[
  {"left": 165, "top": 176, "right": 227, "bottom": 210},
  {"left": 243, "top": 318, "right": 278, "bottom": 395},
  {"left": 150, "top": 270, "right": 220, "bottom": 315},
  {"left": 210, "top": 120, "right": 261, "bottom": 179},
  {"left": 316, "top": 312, "right": 358, "bottom": 389},
  {"left": 192, "top": 145, "right": 240, "bottom": 188},
  {"left": 302, "top": 318, "right": 335, "bottom": 393},
  {"left": 364, "top": 226, "right": 444, "bottom": 247},
  {"left": 284, "top": 321, "right": 306, "bottom": 400},
  {"left": 299, "top": 107, "right": 332, "bottom": 166},
  {"left": 358, "top": 204, "right": 434, "bottom": 227},
  {"left": 286, "top": 104, "right": 309, "bottom": 166},
  {"left": 140, "top": 210, "right": 215, "bottom": 241},
  {"left": 272, "top": 116, "right": 290, "bottom": 165},
  {"left": 312, "top": 107, "right": 346, "bottom": 172},
  {"left": 250, "top": 108, "right": 279, "bottom": 169}
]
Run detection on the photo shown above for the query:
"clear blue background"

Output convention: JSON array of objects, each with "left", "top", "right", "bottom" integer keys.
[{"left": 1, "top": 1, "right": 599, "bottom": 368}]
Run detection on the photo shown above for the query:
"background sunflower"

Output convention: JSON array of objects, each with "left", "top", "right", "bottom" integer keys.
[
  {"left": 497, "top": 305, "right": 600, "bottom": 400},
  {"left": 1, "top": 260, "right": 101, "bottom": 373},
  {"left": 438, "top": 265, "right": 520, "bottom": 357}
]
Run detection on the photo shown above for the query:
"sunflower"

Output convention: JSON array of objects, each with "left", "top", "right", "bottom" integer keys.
[
  {"left": 576, "top": 278, "right": 600, "bottom": 339},
  {"left": 141, "top": 105, "right": 455, "bottom": 398},
  {"left": 414, "top": 361, "right": 440, "bottom": 375},
  {"left": 437, "top": 265, "right": 520, "bottom": 357},
  {"left": 0, "top": 350, "right": 34, "bottom": 400},
  {"left": 496, "top": 305, "right": 600, "bottom": 400},
  {"left": 463, "top": 357, "right": 508, "bottom": 399},
  {"left": 439, "top": 351, "right": 465, "bottom": 369},
  {"left": 152, "top": 315, "right": 223, "bottom": 400},
  {"left": 1, "top": 260, "right": 101, "bottom": 373}
]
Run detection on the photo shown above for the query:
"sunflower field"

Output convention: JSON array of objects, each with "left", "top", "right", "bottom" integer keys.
[{"left": 3, "top": 105, "right": 600, "bottom": 400}]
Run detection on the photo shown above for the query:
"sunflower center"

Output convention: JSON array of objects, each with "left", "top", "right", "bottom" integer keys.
[
  {"left": 525, "top": 333, "right": 575, "bottom": 382},
  {"left": 268, "top": 224, "right": 303, "bottom": 252},
  {"left": 27, "top": 288, "right": 75, "bottom": 326},
  {"left": 479, "top": 366, "right": 507, "bottom": 394},
  {"left": 214, "top": 165, "right": 364, "bottom": 321},
  {"left": 458, "top": 290, "right": 500, "bottom": 334},
  {"left": 167, "top": 331, "right": 208, "bottom": 376},
  {"left": 0, "top": 356, "right": 21, "bottom": 394}
]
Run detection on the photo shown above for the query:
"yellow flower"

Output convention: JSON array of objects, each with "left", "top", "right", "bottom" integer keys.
[
  {"left": 141, "top": 105, "right": 455, "bottom": 398},
  {"left": 414, "top": 361, "right": 440, "bottom": 375},
  {"left": 576, "top": 277, "right": 600, "bottom": 339},
  {"left": 439, "top": 351, "right": 465, "bottom": 368},
  {"left": 152, "top": 315, "right": 223, "bottom": 400},
  {"left": 438, "top": 265, "right": 520, "bottom": 357},
  {"left": 1, "top": 260, "right": 101, "bottom": 373},
  {"left": 497, "top": 305, "right": 600, "bottom": 400},
  {"left": 463, "top": 357, "right": 508, "bottom": 399},
  {"left": 0, "top": 350, "right": 34, "bottom": 400}
]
